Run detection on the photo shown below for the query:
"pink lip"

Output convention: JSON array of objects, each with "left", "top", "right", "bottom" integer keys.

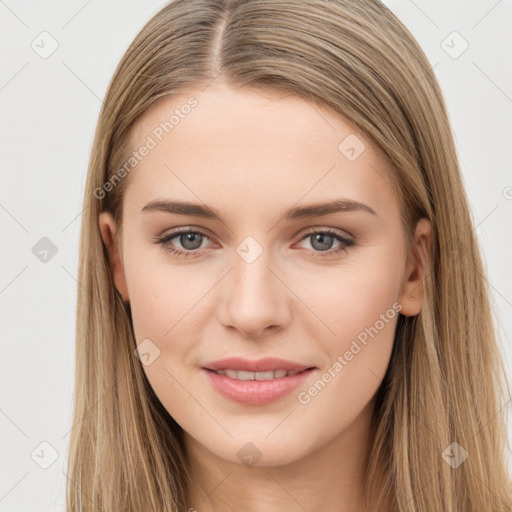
[
  {"left": 201, "top": 367, "right": 316, "bottom": 406},
  {"left": 203, "top": 357, "right": 314, "bottom": 373}
]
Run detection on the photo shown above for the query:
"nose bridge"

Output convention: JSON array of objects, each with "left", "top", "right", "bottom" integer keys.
[{"left": 221, "top": 235, "right": 289, "bottom": 337}]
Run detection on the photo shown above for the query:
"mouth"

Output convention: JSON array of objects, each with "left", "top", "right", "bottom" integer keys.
[
  {"left": 201, "top": 361, "right": 317, "bottom": 406},
  {"left": 204, "top": 368, "right": 314, "bottom": 380}
]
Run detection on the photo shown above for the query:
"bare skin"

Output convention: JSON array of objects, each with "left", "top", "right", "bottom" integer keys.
[{"left": 99, "top": 81, "right": 430, "bottom": 512}]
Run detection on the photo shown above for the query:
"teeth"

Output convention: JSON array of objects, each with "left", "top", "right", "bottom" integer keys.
[{"left": 214, "top": 369, "right": 302, "bottom": 380}]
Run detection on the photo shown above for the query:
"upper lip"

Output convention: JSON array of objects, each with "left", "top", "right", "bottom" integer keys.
[{"left": 203, "top": 357, "right": 315, "bottom": 373}]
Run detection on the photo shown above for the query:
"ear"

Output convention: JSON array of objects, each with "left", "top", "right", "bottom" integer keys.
[
  {"left": 398, "top": 217, "right": 432, "bottom": 317},
  {"left": 98, "top": 211, "right": 129, "bottom": 303}
]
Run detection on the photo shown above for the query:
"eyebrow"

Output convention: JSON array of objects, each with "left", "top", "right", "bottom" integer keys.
[{"left": 141, "top": 198, "right": 378, "bottom": 223}]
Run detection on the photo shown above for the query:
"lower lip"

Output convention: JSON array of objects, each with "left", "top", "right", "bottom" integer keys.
[{"left": 202, "top": 368, "right": 315, "bottom": 406}]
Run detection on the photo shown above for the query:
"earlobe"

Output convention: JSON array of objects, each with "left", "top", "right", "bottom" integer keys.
[
  {"left": 98, "top": 211, "right": 130, "bottom": 303},
  {"left": 398, "top": 218, "right": 432, "bottom": 317}
]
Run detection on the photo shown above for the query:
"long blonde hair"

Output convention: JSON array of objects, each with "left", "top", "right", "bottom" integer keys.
[{"left": 67, "top": 0, "right": 512, "bottom": 510}]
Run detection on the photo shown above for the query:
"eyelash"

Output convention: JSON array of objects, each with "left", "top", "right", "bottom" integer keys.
[{"left": 153, "top": 227, "right": 356, "bottom": 260}]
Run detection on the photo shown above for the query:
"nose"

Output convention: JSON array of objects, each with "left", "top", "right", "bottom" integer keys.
[{"left": 220, "top": 249, "right": 291, "bottom": 339}]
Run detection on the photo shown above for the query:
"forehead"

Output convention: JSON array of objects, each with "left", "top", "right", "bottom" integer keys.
[{"left": 122, "top": 83, "right": 398, "bottom": 224}]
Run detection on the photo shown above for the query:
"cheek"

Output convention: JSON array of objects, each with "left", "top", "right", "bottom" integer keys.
[
  {"left": 125, "top": 257, "right": 212, "bottom": 418},
  {"left": 295, "top": 246, "right": 404, "bottom": 341},
  {"left": 125, "top": 247, "right": 210, "bottom": 342},
  {"left": 293, "top": 248, "right": 403, "bottom": 398}
]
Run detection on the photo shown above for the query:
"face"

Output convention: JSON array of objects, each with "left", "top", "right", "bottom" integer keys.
[{"left": 99, "top": 82, "right": 430, "bottom": 467}]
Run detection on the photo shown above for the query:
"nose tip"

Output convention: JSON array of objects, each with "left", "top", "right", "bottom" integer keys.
[{"left": 220, "top": 255, "right": 290, "bottom": 339}]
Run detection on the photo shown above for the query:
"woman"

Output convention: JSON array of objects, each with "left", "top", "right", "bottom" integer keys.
[{"left": 67, "top": 0, "right": 512, "bottom": 510}]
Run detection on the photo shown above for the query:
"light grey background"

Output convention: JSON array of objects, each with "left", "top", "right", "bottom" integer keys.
[{"left": 1, "top": 0, "right": 511, "bottom": 510}]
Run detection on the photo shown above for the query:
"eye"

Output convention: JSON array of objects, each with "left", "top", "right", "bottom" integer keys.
[
  {"left": 153, "top": 227, "right": 356, "bottom": 259},
  {"left": 295, "top": 228, "right": 355, "bottom": 259},
  {"left": 153, "top": 227, "right": 212, "bottom": 258}
]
